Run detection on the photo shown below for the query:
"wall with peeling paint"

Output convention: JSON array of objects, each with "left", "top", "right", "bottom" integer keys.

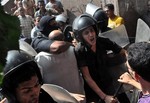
[{"left": 2, "top": 0, "right": 149, "bottom": 41}]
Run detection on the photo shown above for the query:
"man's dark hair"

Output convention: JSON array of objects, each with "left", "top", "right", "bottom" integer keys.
[
  {"left": 105, "top": 3, "right": 114, "bottom": 11},
  {"left": 127, "top": 42, "right": 150, "bottom": 82},
  {"left": 38, "top": 0, "right": 45, "bottom": 3}
]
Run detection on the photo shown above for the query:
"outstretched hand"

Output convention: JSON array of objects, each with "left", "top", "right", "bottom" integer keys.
[
  {"left": 104, "top": 95, "right": 118, "bottom": 103},
  {"left": 118, "top": 72, "right": 133, "bottom": 84},
  {"left": 0, "top": 98, "right": 7, "bottom": 103}
]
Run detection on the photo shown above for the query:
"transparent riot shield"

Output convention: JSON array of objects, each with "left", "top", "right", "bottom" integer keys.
[
  {"left": 99, "top": 24, "right": 130, "bottom": 48},
  {"left": 135, "top": 18, "right": 150, "bottom": 42},
  {"left": 41, "top": 84, "right": 79, "bottom": 103},
  {"left": 85, "top": 3, "right": 101, "bottom": 16},
  {"left": 19, "top": 40, "right": 37, "bottom": 56}
]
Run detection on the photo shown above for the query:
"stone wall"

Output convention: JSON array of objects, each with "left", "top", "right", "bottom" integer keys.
[
  {"left": 118, "top": 0, "right": 148, "bottom": 41},
  {"left": 2, "top": 0, "right": 149, "bottom": 40},
  {"left": 61, "top": 0, "right": 149, "bottom": 41}
]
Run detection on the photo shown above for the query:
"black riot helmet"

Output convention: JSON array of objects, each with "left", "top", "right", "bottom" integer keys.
[
  {"left": 72, "top": 14, "right": 99, "bottom": 42},
  {"left": 1, "top": 50, "right": 43, "bottom": 103},
  {"left": 85, "top": 3, "right": 109, "bottom": 32},
  {"left": 93, "top": 9, "right": 109, "bottom": 32}
]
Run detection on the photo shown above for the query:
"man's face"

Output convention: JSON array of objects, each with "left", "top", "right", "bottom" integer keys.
[
  {"left": 82, "top": 26, "right": 96, "bottom": 46},
  {"left": 104, "top": 7, "right": 113, "bottom": 18},
  {"left": 15, "top": 75, "right": 41, "bottom": 103},
  {"left": 38, "top": 2, "right": 45, "bottom": 10}
]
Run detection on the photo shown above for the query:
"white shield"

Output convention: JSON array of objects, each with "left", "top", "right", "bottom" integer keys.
[
  {"left": 85, "top": 3, "right": 101, "bottom": 16},
  {"left": 41, "top": 84, "right": 79, "bottom": 103},
  {"left": 99, "top": 24, "right": 130, "bottom": 48},
  {"left": 19, "top": 40, "right": 37, "bottom": 56},
  {"left": 135, "top": 18, "right": 150, "bottom": 42}
]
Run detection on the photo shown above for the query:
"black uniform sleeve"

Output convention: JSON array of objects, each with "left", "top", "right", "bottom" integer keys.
[
  {"left": 39, "top": 89, "right": 57, "bottom": 103},
  {"left": 31, "top": 36, "right": 54, "bottom": 53},
  {"left": 74, "top": 42, "right": 87, "bottom": 67},
  {"left": 97, "top": 37, "right": 122, "bottom": 53}
]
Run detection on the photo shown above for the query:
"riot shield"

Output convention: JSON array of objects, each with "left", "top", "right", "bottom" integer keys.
[
  {"left": 41, "top": 84, "right": 79, "bottom": 103},
  {"left": 99, "top": 24, "right": 130, "bottom": 48},
  {"left": 1, "top": 0, "right": 9, "bottom": 6},
  {"left": 85, "top": 3, "right": 101, "bottom": 16},
  {"left": 19, "top": 40, "right": 37, "bottom": 56},
  {"left": 135, "top": 18, "right": 150, "bottom": 42}
]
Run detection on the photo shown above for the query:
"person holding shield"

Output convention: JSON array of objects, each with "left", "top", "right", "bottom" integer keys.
[{"left": 73, "top": 14, "right": 128, "bottom": 103}]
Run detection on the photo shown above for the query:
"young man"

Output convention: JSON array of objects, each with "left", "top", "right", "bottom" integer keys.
[
  {"left": 18, "top": 7, "right": 33, "bottom": 40},
  {"left": 1, "top": 50, "right": 57, "bottom": 103},
  {"left": 73, "top": 14, "right": 128, "bottom": 103},
  {"left": 31, "top": 15, "right": 71, "bottom": 54},
  {"left": 34, "top": 0, "right": 48, "bottom": 18},
  {"left": 125, "top": 42, "right": 150, "bottom": 103},
  {"left": 104, "top": 3, "right": 124, "bottom": 29}
]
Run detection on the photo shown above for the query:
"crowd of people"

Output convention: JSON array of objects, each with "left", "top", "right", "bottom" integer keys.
[{"left": 1, "top": 0, "right": 150, "bottom": 103}]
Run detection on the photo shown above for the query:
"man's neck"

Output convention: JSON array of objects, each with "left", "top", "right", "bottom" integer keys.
[
  {"left": 140, "top": 79, "right": 150, "bottom": 95},
  {"left": 110, "top": 14, "right": 116, "bottom": 20}
]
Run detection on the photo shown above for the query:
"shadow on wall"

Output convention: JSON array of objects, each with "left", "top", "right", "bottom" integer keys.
[{"left": 118, "top": 0, "right": 140, "bottom": 43}]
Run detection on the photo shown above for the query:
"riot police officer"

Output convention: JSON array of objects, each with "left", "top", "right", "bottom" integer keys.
[
  {"left": 73, "top": 14, "right": 127, "bottom": 103},
  {"left": 1, "top": 50, "right": 57, "bottom": 103}
]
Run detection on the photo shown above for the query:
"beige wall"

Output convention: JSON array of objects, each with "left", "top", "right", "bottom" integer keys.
[
  {"left": 3, "top": 0, "right": 149, "bottom": 39},
  {"left": 61, "top": 0, "right": 149, "bottom": 40}
]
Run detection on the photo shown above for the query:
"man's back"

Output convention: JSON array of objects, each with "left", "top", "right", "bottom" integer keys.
[{"left": 35, "top": 46, "right": 85, "bottom": 95}]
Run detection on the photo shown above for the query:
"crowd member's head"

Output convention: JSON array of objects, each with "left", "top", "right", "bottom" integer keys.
[
  {"left": 104, "top": 3, "right": 115, "bottom": 18},
  {"left": 86, "top": 4, "right": 109, "bottom": 33},
  {"left": 37, "top": 0, "right": 45, "bottom": 11},
  {"left": 16, "top": 0, "right": 23, "bottom": 8},
  {"left": 48, "top": 30, "right": 64, "bottom": 41},
  {"left": 55, "top": 14, "right": 68, "bottom": 31},
  {"left": 1, "top": 50, "right": 43, "bottom": 103},
  {"left": 127, "top": 42, "right": 150, "bottom": 83},
  {"left": 18, "top": 7, "right": 25, "bottom": 17},
  {"left": 34, "top": 15, "right": 42, "bottom": 26},
  {"left": 72, "top": 14, "right": 98, "bottom": 47},
  {"left": 38, "top": 15, "right": 59, "bottom": 37},
  {"left": 92, "top": 9, "right": 109, "bottom": 32}
]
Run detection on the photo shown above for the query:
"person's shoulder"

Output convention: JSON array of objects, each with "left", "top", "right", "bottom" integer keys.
[
  {"left": 116, "top": 16, "right": 124, "bottom": 21},
  {"left": 97, "top": 36, "right": 110, "bottom": 42},
  {"left": 35, "top": 10, "right": 40, "bottom": 14},
  {"left": 26, "top": 15, "right": 32, "bottom": 18},
  {"left": 97, "top": 36, "right": 114, "bottom": 46}
]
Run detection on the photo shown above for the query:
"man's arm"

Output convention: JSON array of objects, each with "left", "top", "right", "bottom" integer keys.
[
  {"left": 50, "top": 41, "right": 71, "bottom": 54},
  {"left": 118, "top": 72, "right": 141, "bottom": 90},
  {"left": 31, "top": 36, "right": 71, "bottom": 54},
  {"left": 81, "top": 66, "right": 117, "bottom": 103}
]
